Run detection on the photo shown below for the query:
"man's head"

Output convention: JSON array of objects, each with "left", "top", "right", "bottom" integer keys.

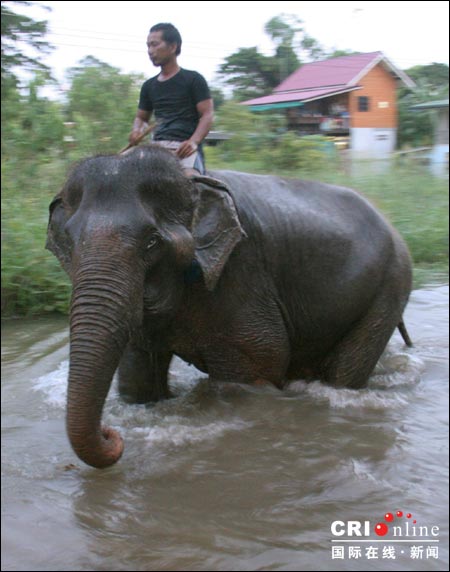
[{"left": 148, "top": 23, "right": 182, "bottom": 57}]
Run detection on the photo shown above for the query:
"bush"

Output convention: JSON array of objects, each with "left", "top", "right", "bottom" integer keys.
[
  {"left": 1, "top": 158, "right": 71, "bottom": 316},
  {"left": 261, "top": 133, "right": 337, "bottom": 172}
]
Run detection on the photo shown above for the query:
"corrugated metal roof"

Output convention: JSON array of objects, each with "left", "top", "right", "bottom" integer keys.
[
  {"left": 244, "top": 86, "right": 361, "bottom": 106},
  {"left": 274, "top": 52, "right": 383, "bottom": 93},
  {"left": 242, "top": 51, "right": 415, "bottom": 108}
]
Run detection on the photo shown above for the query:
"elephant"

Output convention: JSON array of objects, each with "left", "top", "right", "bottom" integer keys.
[{"left": 46, "top": 144, "right": 413, "bottom": 469}]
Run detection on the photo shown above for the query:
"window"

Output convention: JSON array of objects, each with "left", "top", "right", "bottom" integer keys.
[{"left": 358, "top": 96, "right": 369, "bottom": 112}]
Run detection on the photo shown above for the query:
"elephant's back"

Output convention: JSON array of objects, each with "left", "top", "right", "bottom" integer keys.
[
  {"left": 208, "top": 169, "right": 390, "bottom": 241},
  {"left": 209, "top": 169, "right": 403, "bottom": 335}
]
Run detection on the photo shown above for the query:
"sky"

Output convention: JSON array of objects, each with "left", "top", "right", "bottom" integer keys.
[{"left": 19, "top": 0, "right": 450, "bottom": 93}]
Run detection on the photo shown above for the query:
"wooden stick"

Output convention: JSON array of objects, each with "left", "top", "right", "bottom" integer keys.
[{"left": 118, "top": 123, "right": 156, "bottom": 154}]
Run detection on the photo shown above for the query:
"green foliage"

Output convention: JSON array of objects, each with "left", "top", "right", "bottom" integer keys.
[
  {"left": 1, "top": 2, "right": 63, "bottom": 158},
  {"left": 397, "top": 63, "right": 449, "bottom": 148},
  {"left": 219, "top": 13, "right": 327, "bottom": 100},
  {"left": 210, "top": 87, "right": 225, "bottom": 110},
  {"left": 1, "top": 0, "right": 53, "bottom": 94},
  {"left": 265, "top": 14, "right": 327, "bottom": 62},
  {"left": 1, "top": 51, "right": 145, "bottom": 315},
  {"left": 218, "top": 47, "right": 279, "bottom": 101},
  {"left": 397, "top": 94, "right": 433, "bottom": 148},
  {"left": 1, "top": 9, "right": 448, "bottom": 316},
  {"left": 265, "top": 14, "right": 301, "bottom": 82},
  {"left": 263, "top": 132, "right": 333, "bottom": 172},
  {"left": 311, "top": 164, "right": 449, "bottom": 274},
  {"left": 273, "top": 44, "right": 300, "bottom": 84},
  {"left": 405, "top": 63, "right": 449, "bottom": 93},
  {"left": 1, "top": 74, "right": 65, "bottom": 160},
  {"left": 3, "top": 143, "right": 448, "bottom": 316},
  {"left": 2, "top": 157, "right": 71, "bottom": 316},
  {"left": 265, "top": 14, "right": 302, "bottom": 46},
  {"left": 374, "top": 174, "right": 449, "bottom": 266},
  {"left": 212, "top": 101, "right": 267, "bottom": 160},
  {"left": 299, "top": 33, "right": 327, "bottom": 61},
  {"left": 210, "top": 102, "right": 335, "bottom": 173},
  {"left": 66, "top": 56, "right": 144, "bottom": 156}
]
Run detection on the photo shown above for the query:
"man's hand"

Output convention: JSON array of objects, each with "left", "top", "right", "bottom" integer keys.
[
  {"left": 176, "top": 139, "right": 198, "bottom": 158},
  {"left": 128, "top": 110, "right": 152, "bottom": 146},
  {"left": 128, "top": 127, "right": 148, "bottom": 146}
]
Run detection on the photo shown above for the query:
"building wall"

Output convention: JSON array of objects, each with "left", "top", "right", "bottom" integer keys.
[
  {"left": 349, "top": 64, "right": 398, "bottom": 128},
  {"left": 435, "top": 108, "right": 449, "bottom": 146},
  {"left": 431, "top": 108, "right": 449, "bottom": 175},
  {"left": 350, "top": 128, "right": 397, "bottom": 158}
]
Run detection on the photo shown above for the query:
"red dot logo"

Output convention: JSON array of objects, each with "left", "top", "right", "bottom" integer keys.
[
  {"left": 384, "top": 513, "right": 394, "bottom": 522},
  {"left": 375, "top": 522, "right": 389, "bottom": 536},
  {"left": 396, "top": 511, "right": 403, "bottom": 517}
]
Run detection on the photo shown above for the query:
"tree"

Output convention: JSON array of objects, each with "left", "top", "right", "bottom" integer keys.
[
  {"left": 1, "top": 1, "right": 58, "bottom": 157},
  {"left": 1, "top": 74, "right": 64, "bottom": 165},
  {"left": 66, "top": 56, "right": 144, "bottom": 155},
  {"left": 264, "top": 14, "right": 300, "bottom": 83},
  {"left": 397, "top": 63, "right": 449, "bottom": 147},
  {"left": 218, "top": 47, "right": 279, "bottom": 101},
  {"left": 1, "top": 0, "right": 53, "bottom": 96},
  {"left": 404, "top": 63, "right": 449, "bottom": 95},
  {"left": 20, "top": 73, "right": 64, "bottom": 153},
  {"left": 218, "top": 13, "right": 326, "bottom": 100},
  {"left": 210, "top": 86, "right": 225, "bottom": 111}
]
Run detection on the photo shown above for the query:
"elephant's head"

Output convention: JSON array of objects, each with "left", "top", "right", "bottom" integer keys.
[{"left": 46, "top": 145, "right": 244, "bottom": 468}]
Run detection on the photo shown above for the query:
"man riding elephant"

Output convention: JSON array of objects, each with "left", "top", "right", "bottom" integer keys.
[{"left": 128, "top": 22, "right": 214, "bottom": 177}]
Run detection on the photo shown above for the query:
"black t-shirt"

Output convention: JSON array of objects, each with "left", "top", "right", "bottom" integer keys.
[{"left": 138, "top": 68, "right": 211, "bottom": 141}]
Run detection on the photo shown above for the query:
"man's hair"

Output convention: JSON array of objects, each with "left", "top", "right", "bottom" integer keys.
[{"left": 150, "top": 23, "right": 182, "bottom": 55}]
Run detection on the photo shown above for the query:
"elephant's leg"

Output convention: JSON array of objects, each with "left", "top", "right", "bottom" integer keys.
[
  {"left": 320, "top": 287, "right": 406, "bottom": 389},
  {"left": 208, "top": 325, "right": 290, "bottom": 389},
  {"left": 118, "top": 345, "right": 173, "bottom": 403}
]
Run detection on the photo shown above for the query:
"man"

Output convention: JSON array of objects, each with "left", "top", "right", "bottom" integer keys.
[{"left": 129, "top": 23, "right": 214, "bottom": 176}]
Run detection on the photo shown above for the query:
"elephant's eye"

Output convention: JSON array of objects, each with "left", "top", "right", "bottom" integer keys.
[{"left": 145, "top": 235, "right": 160, "bottom": 250}]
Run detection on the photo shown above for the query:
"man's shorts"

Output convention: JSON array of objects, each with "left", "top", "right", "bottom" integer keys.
[{"left": 155, "top": 140, "right": 205, "bottom": 174}]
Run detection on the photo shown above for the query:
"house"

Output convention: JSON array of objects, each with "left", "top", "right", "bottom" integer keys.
[
  {"left": 410, "top": 99, "right": 449, "bottom": 175},
  {"left": 242, "top": 52, "right": 415, "bottom": 158}
]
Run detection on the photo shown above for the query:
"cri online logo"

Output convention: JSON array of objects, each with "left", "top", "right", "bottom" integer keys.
[
  {"left": 375, "top": 511, "right": 416, "bottom": 536},
  {"left": 331, "top": 510, "right": 440, "bottom": 538}
]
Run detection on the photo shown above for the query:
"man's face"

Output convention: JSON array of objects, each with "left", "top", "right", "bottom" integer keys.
[{"left": 146, "top": 31, "right": 177, "bottom": 67}]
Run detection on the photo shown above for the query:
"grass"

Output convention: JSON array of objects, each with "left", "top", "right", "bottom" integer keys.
[
  {"left": 207, "top": 150, "right": 449, "bottom": 287},
  {"left": 1, "top": 157, "right": 72, "bottom": 316},
  {"left": 1, "top": 152, "right": 448, "bottom": 317},
  {"left": 314, "top": 162, "right": 449, "bottom": 278}
]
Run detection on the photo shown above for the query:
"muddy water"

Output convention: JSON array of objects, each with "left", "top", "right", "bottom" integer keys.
[{"left": 1, "top": 285, "right": 448, "bottom": 571}]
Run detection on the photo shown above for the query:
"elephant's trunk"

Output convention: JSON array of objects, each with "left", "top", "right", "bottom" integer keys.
[{"left": 67, "top": 256, "right": 142, "bottom": 469}]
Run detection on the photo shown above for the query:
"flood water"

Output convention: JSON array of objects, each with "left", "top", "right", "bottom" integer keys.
[{"left": 2, "top": 285, "right": 449, "bottom": 571}]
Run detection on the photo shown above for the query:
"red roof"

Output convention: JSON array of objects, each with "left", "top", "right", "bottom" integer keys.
[
  {"left": 243, "top": 51, "right": 415, "bottom": 107},
  {"left": 244, "top": 86, "right": 361, "bottom": 106},
  {"left": 274, "top": 51, "right": 383, "bottom": 93}
]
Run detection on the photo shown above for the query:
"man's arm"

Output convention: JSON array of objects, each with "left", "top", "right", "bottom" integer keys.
[
  {"left": 129, "top": 109, "right": 152, "bottom": 145},
  {"left": 177, "top": 98, "right": 214, "bottom": 159}
]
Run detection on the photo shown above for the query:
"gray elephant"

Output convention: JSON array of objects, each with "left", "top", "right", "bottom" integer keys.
[{"left": 47, "top": 144, "right": 412, "bottom": 469}]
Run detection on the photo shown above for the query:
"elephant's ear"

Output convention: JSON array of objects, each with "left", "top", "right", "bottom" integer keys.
[
  {"left": 191, "top": 176, "right": 245, "bottom": 291},
  {"left": 46, "top": 194, "right": 72, "bottom": 274}
]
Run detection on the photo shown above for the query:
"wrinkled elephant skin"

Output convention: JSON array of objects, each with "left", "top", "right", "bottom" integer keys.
[{"left": 46, "top": 145, "right": 412, "bottom": 468}]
